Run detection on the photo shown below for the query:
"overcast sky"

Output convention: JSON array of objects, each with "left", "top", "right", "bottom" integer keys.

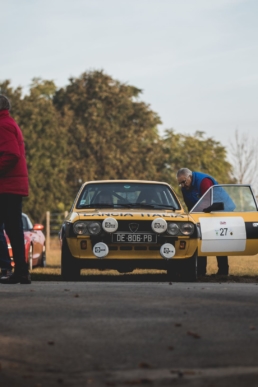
[{"left": 1, "top": 0, "right": 258, "bottom": 149}]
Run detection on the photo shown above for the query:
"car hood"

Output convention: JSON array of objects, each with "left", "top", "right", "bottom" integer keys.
[{"left": 68, "top": 208, "right": 191, "bottom": 222}]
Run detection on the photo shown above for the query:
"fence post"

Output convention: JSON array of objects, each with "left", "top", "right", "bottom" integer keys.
[{"left": 46, "top": 211, "right": 50, "bottom": 252}]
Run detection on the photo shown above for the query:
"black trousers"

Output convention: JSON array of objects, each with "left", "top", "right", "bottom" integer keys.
[
  {"left": 0, "top": 223, "right": 12, "bottom": 270},
  {"left": 198, "top": 256, "right": 229, "bottom": 275},
  {"left": 0, "top": 194, "right": 28, "bottom": 274}
]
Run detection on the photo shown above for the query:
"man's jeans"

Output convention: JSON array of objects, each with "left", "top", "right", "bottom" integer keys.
[
  {"left": 0, "top": 223, "right": 12, "bottom": 271},
  {"left": 198, "top": 256, "right": 229, "bottom": 275},
  {"left": 0, "top": 194, "right": 28, "bottom": 274}
]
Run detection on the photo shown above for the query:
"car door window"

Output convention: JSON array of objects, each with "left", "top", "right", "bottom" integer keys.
[{"left": 190, "top": 185, "right": 258, "bottom": 213}]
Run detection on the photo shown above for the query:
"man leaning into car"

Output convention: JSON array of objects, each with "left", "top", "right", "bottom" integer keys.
[
  {"left": 0, "top": 95, "right": 31, "bottom": 284},
  {"left": 177, "top": 168, "right": 229, "bottom": 277}
]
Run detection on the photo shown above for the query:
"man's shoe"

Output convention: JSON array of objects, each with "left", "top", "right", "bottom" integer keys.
[
  {"left": 0, "top": 269, "right": 13, "bottom": 278},
  {"left": 20, "top": 274, "right": 31, "bottom": 284},
  {"left": 0, "top": 272, "right": 31, "bottom": 284},
  {"left": 216, "top": 270, "right": 228, "bottom": 276}
]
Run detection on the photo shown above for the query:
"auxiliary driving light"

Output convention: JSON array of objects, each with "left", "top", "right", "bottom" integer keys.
[
  {"left": 102, "top": 217, "right": 118, "bottom": 233},
  {"left": 93, "top": 242, "right": 109, "bottom": 258},
  {"left": 160, "top": 243, "right": 176, "bottom": 259},
  {"left": 151, "top": 218, "right": 167, "bottom": 233}
]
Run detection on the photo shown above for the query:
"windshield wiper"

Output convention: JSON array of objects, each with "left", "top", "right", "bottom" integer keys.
[
  {"left": 124, "top": 203, "right": 177, "bottom": 210},
  {"left": 150, "top": 204, "right": 177, "bottom": 210},
  {"left": 79, "top": 203, "right": 115, "bottom": 208},
  {"left": 79, "top": 203, "right": 177, "bottom": 210},
  {"left": 79, "top": 203, "right": 141, "bottom": 209}
]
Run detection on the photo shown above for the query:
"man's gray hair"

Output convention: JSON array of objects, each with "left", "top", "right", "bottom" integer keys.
[
  {"left": 176, "top": 168, "right": 192, "bottom": 178},
  {"left": 0, "top": 95, "right": 11, "bottom": 111}
]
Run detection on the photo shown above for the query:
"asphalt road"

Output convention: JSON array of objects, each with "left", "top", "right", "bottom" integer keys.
[{"left": 1, "top": 280, "right": 258, "bottom": 387}]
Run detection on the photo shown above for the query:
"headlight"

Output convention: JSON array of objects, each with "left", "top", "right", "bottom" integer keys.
[
  {"left": 167, "top": 223, "right": 179, "bottom": 235},
  {"left": 88, "top": 221, "right": 101, "bottom": 235},
  {"left": 73, "top": 222, "right": 88, "bottom": 235},
  {"left": 179, "top": 222, "right": 194, "bottom": 235}
]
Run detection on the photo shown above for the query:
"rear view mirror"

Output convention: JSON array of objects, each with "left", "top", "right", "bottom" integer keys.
[{"left": 203, "top": 202, "right": 224, "bottom": 213}]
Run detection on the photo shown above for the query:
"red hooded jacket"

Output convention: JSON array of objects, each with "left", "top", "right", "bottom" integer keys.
[{"left": 0, "top": 110, "right": 29, "bottom": 196}]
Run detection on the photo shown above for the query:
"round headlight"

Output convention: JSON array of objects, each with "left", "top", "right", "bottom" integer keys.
[
  {"left": 167, "top": 223, "right": 179, "bottom": 235},
  {"left": 180, "top": 222, "right": 194, "bottom": 235},
  {"left": 73, "top": 222, "right": 88, "bottom": 235},
  {"left": 88, "top": 221, "right": 101, "bottom": 235}
]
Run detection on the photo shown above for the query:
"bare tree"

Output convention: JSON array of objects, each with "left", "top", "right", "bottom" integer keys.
[{"left": 229, "top": 130, "right": 258, "bottom": 192}]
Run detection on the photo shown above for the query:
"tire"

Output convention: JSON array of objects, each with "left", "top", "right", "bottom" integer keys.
[
  {"left": 40, "top": 245, "right": 47, "bottom": 267},
  {"left": 28, "top": 245, "right": 33, "bottom": 271},
  {"left": 181, "top": 250, "right": 198, "bottom": 282},
  {"left": 167, "top": 261, "right": 182, "bottom": 282},
  {"left": 61, "top": 238, "right": 80, "bottom": 281}
]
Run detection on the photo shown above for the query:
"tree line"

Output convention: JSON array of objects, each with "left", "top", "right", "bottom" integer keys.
[{"left": 0, "top": 70, "right": 234, "bottom": 223}]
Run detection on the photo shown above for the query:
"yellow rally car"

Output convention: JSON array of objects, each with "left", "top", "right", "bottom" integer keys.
[{"left": 60, "top": 180, "right": 258, "bottom": 281}]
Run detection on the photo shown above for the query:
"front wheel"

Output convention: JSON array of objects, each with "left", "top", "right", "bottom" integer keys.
[
  {"left": 181, "top": 250, "right": 198, "bottom": 282},
  {"left": 167, "top": 250, "right": 198, "bottom": 282},
  {"left": 61, "top": 238, "right": 80, "bottom": 281},
  {"left": 167, "top": 261, "right": 181, "bottom": 282}
]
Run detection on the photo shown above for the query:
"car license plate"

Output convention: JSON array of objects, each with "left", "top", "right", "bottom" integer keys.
[{"left": 112, "top": 233, "right": 157, "bottom": 243}]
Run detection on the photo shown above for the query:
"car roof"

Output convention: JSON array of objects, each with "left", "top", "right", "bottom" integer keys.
[{"left": 81, "top": 180, "right": 171, "bottom": 187}]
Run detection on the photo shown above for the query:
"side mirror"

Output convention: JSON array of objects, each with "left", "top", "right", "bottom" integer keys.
[{"left": 203, "top": 202, "right": 224, "bottom": 213}]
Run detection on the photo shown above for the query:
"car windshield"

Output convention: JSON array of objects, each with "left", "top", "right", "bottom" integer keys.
[
  {"left": 22, "top": 214, "right": 33, "bottom": 230},
  {"left": 76, "top": 183, "right": 181, "bottom": 210}
]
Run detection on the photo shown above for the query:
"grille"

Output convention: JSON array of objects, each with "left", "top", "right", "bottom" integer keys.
[{"left": 116, "top": 220, "right": 152, "bottom": 233}]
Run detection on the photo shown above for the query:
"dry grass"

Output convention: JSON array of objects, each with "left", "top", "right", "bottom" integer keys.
[{"left": 31, "top": 237, "right": 258, "bottom": 281}]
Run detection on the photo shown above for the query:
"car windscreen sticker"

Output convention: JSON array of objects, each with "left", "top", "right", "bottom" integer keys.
[
  {"left": 124, "top": 185, "right": 131, "bottom": 189},
  {"left": 199, "top": 216, "right": 246, "bottom": 252}
]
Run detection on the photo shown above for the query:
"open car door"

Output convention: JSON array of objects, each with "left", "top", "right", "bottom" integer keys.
[{"left": 189, "top": 185, "right": 258, "bottom": 256}]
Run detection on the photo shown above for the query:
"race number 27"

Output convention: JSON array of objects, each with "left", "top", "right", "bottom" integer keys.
[{"left": 220, "top": 228, "right": 228, "bottom": 236}]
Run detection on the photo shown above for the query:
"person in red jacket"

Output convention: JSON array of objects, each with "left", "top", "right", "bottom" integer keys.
[{"left": 0, "top": 95, "right": 31, "bottom": 284}]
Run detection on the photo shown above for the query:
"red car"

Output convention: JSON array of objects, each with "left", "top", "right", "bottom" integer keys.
[{"left": 4, "top": 213, "right": 46, "bottom": 270}]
